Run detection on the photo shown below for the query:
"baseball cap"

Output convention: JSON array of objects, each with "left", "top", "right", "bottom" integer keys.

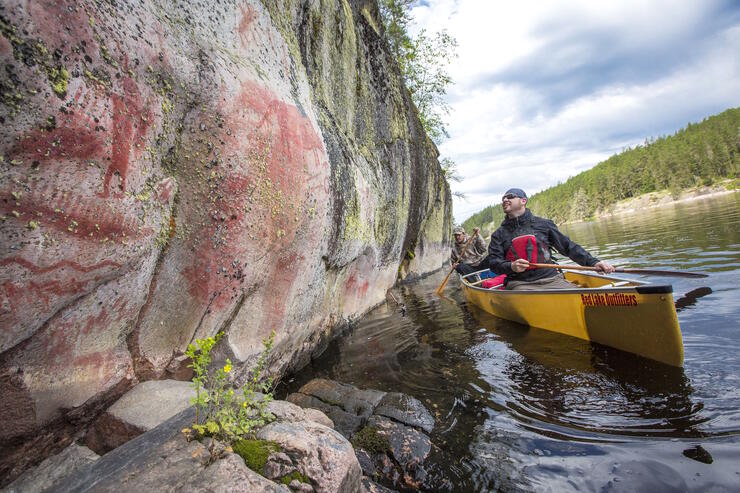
[{"left": 504, "top": 188, "right": 527, "bottom": 199}]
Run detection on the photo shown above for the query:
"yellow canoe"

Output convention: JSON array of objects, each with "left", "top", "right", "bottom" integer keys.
[{"left": 460, "top": 269, "right": 683, "bottom": 367}]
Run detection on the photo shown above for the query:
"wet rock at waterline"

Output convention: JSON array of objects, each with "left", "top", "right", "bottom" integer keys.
[
  {"left": 365, "top": 416, "right": 431, "bottom": 477},
  {"left": 374, "top": 392, "right": 435, "bottom": 434},
  {"left": 361, "top": 477, "right": 400, "bottom": 493},
  {"left": 287, "top": 391, "right": 366, "bottom": 438},
  {"left": 297, "top": 378, "right": 386, "bottom": 419},
  {"left": 287, "top": 378, "right": 434, "bottom": 491},
  {"left": 0, "top": 0, "right": 451, "bottom": 483}
]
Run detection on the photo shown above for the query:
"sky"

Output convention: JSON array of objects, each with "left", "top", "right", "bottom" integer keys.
[{"left": 408, "top": 0, "right": 740, "bottom": 223}]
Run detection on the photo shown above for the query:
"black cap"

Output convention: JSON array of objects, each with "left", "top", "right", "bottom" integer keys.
[{"left": 504, "top": 188, "right": 527, "bottom": 199}]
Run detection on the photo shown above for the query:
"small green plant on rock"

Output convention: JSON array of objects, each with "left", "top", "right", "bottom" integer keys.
[{"left": 184, "top": 331, "right": 276, "bottom": 442}]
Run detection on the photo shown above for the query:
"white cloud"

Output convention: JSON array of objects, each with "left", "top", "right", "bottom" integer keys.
[{"left": 410, "top": 1, "right": 740, "bottom": 223}]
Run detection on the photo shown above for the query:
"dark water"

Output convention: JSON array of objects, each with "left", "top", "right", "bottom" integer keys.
[{"left": 280, "top": 193, "right": 740, "bottom": 492}]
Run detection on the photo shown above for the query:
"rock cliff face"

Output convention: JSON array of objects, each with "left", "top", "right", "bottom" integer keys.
[{"left": 0, "top": 0, "right": 451, "bottom": 481}]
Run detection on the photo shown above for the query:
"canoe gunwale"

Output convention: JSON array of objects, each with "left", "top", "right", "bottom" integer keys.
[{"left": 460, "top": 268, "right": 673, "bottom": 296}]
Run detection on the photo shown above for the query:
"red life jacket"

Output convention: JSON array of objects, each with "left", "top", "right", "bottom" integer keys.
[{"left": 505, "top": 234, "right": 538, "bottom": 270}]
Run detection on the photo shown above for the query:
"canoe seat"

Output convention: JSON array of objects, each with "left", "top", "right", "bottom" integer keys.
[{"left": 603, "top": 281, "right": 631, "bottom": 288}]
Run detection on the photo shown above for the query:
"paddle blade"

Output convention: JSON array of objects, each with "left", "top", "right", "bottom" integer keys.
[
  {"left": 616, "top": 268, "right": 709, "bottom": 278},
  {"left": 675, "top": 287, "right": 712, "bottom": 311}
]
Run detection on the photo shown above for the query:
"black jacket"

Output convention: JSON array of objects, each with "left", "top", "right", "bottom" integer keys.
[{"left": 488, "top": 209, "right": 600, "bottom": 282}]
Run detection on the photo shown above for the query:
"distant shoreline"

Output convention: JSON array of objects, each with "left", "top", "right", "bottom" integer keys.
[
  {"left": 470, "top": 182, "right": 737, "bottom": 235},
  {"left": 564, "top": 182, "right": 738, "bottom": 225}
]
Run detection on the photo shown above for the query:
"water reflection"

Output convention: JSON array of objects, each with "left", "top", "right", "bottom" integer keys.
[{"left": 468, "top": 304, "right": 704, "bottom": 439}]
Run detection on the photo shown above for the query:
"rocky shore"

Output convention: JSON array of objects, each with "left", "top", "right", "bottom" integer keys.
[
  {"left": 3, "top": 379, "right": 435, "bottom": 493},
  {"left": 565, "top": 182, "right": 738, "bottom": 224}
]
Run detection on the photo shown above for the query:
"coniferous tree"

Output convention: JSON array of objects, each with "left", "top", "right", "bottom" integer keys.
[{"left": 465, "top": 108, "right": 739, "bottom": 225}]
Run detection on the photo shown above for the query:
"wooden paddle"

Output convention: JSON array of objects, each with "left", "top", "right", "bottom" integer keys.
[
  {"left": 436, "top": 229, "right": 480, "bottom": 294},
  {"left": 529, "top": 263, "right": 708, "bottom": 278}
]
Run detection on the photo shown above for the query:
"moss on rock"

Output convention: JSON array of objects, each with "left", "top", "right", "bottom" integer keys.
[
  {"left": 351, "top": 426, "right": 390, "bottom": 455},
  {"left": 232, "top": 439, "right": 281, "bottom": 474}
]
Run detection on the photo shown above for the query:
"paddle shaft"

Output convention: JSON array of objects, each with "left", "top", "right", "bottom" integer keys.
[
  {"left": 529, "top": 263, "right": 708, "bottom": 278},
  {"left": 436, "top": 232, "right": 479, "bottom": 293}
]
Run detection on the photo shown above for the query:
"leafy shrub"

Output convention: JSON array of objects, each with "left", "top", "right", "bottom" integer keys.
[{"left": 184, "top": 331, "right": 276, "bottom": 442}]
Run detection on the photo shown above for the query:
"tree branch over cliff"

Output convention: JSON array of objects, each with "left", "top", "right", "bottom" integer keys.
[{"left": 378, "top": 0, "right": 457, "bottom": 145}]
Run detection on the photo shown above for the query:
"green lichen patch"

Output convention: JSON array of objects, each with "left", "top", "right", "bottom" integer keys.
[
  {"left": 360, "top": 6, "right": 380, "bottom": 36},
  {"left": 232, "top": 439, "right": 281, "bottom": 474},
  {"left": 83, "top": 67, "right": 111, "bottom": 88},
  {"left": 155, "top": 212, "right": 174, "bottom": 247},
  {"left": 99, "top": 43, "right": 118, "bottom": 67},
  {"left": 280, "top": 470, "right": 309, "bottom": 485},
  {"left": 48, "top": 65, "right": 70, "bottom": 98},
  {"left": 351, "top": 426, "right": 390, "bottom": 455}
]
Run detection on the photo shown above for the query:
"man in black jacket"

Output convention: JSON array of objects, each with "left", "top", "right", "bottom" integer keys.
[{"left": 488, "top": 188, "right": 615, "bottom": 290}]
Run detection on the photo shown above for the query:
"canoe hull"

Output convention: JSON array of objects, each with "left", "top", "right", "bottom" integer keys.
[{"left": 462, "top": 271, "right": 683, "bottom": 367}]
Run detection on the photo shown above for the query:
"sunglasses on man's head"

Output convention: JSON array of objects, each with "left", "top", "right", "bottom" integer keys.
[{"left": 502, "top": 194, "right": 520, "bottom": 200}]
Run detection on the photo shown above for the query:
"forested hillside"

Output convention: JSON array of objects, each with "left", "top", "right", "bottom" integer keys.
[{"left": 462, "top": 107, "right": 739, "bottom": 230}]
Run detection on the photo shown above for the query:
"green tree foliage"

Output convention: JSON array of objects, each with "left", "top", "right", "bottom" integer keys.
[
  {"left": 440, "top": 157, "right": 466, "bottom": 199},
  {"left": 379, "top": 0, "right": 458, "bottom": 144},
  {"left": 378, "top": 0, "right": 415, "bottom": 66},
  {"left": 404, "top": 28, "right": 457, "bottom": 143},
  {"left": 461, "top": 203, "right": 505, "bottom": 237},
  {"left": 465, "top": 108, "right": 739, "bottom": 227}
]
